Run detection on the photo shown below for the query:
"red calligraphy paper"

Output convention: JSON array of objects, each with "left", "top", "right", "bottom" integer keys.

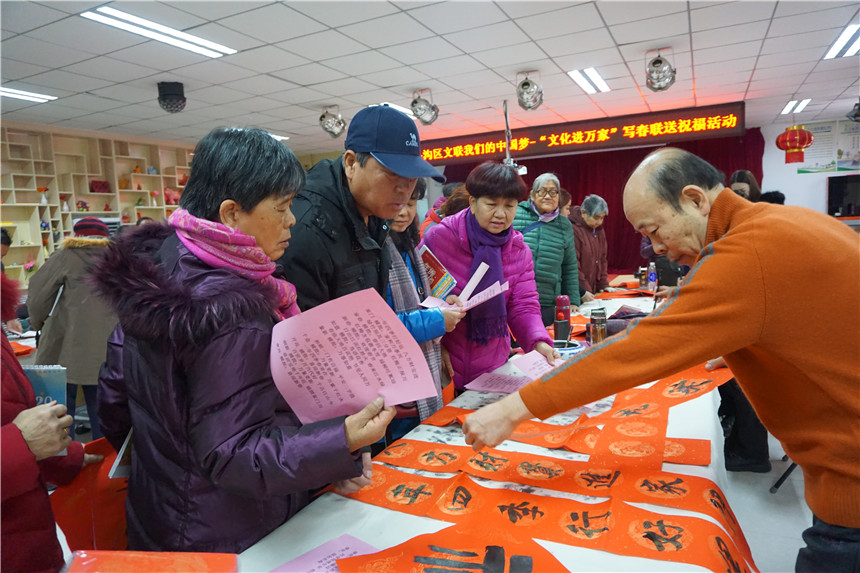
[
  {"left": 49, "top": 438, "right": 128, "bottom": 551},
  {"left": 587, "top": 408, "right": 669, "bottom": 471},
  {"left": 664, "top": 438, "right": 711, "bottom": 466},
  {"left": 340, "top": 463, "right": 457, "bottom": 517},
  {"left": 66, "top": 550, "right": 236, "bottom": 572}
]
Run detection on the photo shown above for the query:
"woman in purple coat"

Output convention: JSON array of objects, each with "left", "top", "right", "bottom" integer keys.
[
  {"left": 94, "top": 128, "right": 394, "bottom": 554},
  {"left": 420, "top": 162, "right": 558, "bottom": 389}
]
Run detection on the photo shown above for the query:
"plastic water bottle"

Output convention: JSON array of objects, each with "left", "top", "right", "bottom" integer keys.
[{"left": 647, "top": 261, "right": 658, "bottom": 292}]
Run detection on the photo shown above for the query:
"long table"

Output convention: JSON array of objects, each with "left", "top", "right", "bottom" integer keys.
[{"left": 242, "top": 296, "right": 735, "bottom": 572}]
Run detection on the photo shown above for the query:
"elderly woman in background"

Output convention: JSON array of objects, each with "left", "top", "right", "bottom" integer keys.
[
  {"left": 512, "top": 173, "right": 580, "bottom": 326},
  {"left": 419, "top": 162, "right": 558, "bottom": 390},
  {"left": 569, "top": 194, "right": 613, "bottom": 302},
  {"left": 95, "top": 128, "right": 394, "bottom": 554},
  {"left": 729, "top": 170, "right": 761, "bottom": 201},
  {"left": 385, "top": 178, "right": 464, "bottom": 439}
]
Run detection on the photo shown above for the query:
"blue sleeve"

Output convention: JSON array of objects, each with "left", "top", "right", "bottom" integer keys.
[{"left": 396, "top": 307, "right": 446, "bottom": 344}]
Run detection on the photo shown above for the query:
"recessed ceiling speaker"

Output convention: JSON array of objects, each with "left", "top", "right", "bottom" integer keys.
[{"left": 157, "top": 82, "right": 186, "bottom": 113}]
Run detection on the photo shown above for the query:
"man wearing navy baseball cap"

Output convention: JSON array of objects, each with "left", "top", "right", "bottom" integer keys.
[{"left": 279, "top": 105, "right": 445, "bottom": 310}]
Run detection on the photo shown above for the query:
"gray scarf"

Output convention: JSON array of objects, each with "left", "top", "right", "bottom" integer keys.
[{"left": 385, "top": 238, "right": 443, "bottom": 420}]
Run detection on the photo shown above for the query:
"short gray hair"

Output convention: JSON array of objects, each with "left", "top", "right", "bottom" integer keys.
[
  {"left": 581, "top": 194, "right": 608, "bottom": 217},
  {"left": 532, "top": 172, "right": 560, "bottom": 193},
  {"left": 582, "top": 195, "right": 609, "bottom": 217}
]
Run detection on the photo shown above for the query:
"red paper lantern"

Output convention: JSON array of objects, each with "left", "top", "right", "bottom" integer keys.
[{"left": 775, "top": 125, "right": 814, "bottom": 163}]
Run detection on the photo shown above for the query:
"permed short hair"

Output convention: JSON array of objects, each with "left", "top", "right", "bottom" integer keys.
[
  {"left": 180, "top": 127, "right": 305, "bottom": 222},
  {"left": 465, "top": 162, "right": 528, "bottom": 202}
]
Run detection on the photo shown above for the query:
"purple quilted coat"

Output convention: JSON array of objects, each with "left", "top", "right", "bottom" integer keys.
[
  {"left": 94, "top": 224, "right": 362, "bottom": 553},
  {"left": 419, "top": 209, "right": 552, "bottom": 388}
]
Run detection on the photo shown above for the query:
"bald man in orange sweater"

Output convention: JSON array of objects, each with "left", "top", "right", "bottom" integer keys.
[{"left": 463, "top": 148, "right": 860, "bottom": 571}]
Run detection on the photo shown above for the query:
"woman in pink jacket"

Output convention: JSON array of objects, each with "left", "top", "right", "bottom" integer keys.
[{"left": 419, "top": 162, "right": 558, "bottom": 390}]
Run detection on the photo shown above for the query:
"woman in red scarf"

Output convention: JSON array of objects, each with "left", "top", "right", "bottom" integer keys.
[{"left": 94, "top": 128, "right": 394, "bottom": 553}]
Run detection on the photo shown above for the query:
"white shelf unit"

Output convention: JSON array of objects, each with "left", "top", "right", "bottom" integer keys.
[{"left": 1, "top": 123, "right": 193, "bottom": 287}]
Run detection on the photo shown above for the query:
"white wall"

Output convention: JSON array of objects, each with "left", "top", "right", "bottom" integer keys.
[{"left": 760, "top": 122, "right": 841, "bottom": 213}]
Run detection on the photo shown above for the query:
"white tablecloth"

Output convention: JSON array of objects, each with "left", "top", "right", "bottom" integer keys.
[{"left": 241, "top": 297, "right": 728, "bottom": 572}]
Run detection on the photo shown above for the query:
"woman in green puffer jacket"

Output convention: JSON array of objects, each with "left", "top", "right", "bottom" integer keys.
[{"left": 512, "top": 173, "right": 581, "bottom": 326}]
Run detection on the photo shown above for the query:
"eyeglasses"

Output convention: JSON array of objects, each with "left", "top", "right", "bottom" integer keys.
[{"left": 536, "top": 188, "right": 559, "bottom": 198}]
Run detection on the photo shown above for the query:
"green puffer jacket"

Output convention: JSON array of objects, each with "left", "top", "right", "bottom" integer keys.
[{"left": 512, "top": 201, "right": 581, "bottom": 315}]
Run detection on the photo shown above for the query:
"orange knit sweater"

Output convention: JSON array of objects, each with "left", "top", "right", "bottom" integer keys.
[{"left": 520, "top": 189, "right": 860, "bottom": 528}]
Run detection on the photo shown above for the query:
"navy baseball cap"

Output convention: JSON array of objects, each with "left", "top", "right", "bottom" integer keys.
[{"left": 345, "top": 105, "right": 445, "bottom": 183}]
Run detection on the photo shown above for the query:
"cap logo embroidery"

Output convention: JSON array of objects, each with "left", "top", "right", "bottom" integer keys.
[{"left": 405, "top": 133, "right": 419, "bottom": 148}]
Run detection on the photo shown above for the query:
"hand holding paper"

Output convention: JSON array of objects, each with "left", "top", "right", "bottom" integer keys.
[{"left": 344, "top": 397, "right": 396, "bottom": 452}]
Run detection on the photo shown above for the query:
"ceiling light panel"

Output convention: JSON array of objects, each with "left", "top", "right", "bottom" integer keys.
[
  {"left": 80, "top": 7, "right": 236, "bottom": 59},
  {"left": 568, "top": 68, "right": 611, "bottom": 94},
  {"left": 823, "top": 23, "right": 860, "bottom": 59},
  {"left": 0, "top": 87, "right": 58, "bottom": 103},
  {"left": 781, "top": 100, "right": 798, "bottom": 114},
  {"left": 794, "top": 98, "right": 812, "bottom": 113}
]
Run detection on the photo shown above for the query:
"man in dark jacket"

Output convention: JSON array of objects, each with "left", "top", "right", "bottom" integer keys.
[{"left": 279, "top": 105, "right": 444, "bottom": 310}]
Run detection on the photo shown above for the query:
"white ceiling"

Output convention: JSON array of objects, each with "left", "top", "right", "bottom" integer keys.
[{"left": 2, "top": 0, "right": 858, "bottom": 156}]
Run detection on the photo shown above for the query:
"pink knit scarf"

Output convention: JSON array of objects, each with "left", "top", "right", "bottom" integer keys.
[{"left": 168, "top": 208, "right": 299, "bottom": 321}]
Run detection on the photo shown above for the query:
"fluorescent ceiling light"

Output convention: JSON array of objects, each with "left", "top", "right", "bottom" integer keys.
[
  {"left": 0, "top": 87, "right": 57, "bottom": 103},
  {"left": 781, "top": 100, "right": 798, "bottom": 115},
  {"left": 583, "top": 68, "right": 611, "bottom": 92},
  {"left": 781, "top": 99, "right": 812, "bottom": 114},
  {"left": 373, "top": 102, "right": 417, "bottom": 119},
  {"left": 269, "top": 133, "right": 290, "bottom": 141},
  {"left": 823, "top": 23, "right": 860, "bottom": 59},
  {"left": 794, "top": 98, "right": 812, "bottom": 113},
  {"left": 845, "top": 35, "right": 860, "bottom": 57},
  {"left": 81, "top": 7, "right": 236, "bottom": 59},
  {"left": 568, "top": 70, "right": 597, "bottom": 95}
]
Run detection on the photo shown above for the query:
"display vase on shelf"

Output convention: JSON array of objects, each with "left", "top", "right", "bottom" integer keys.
[
  {"left": 62, "top": 200, "right": 70, "bottom": 212},
  {"left": 38, "top": 188, "right": 49, "bottom": 205}
]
